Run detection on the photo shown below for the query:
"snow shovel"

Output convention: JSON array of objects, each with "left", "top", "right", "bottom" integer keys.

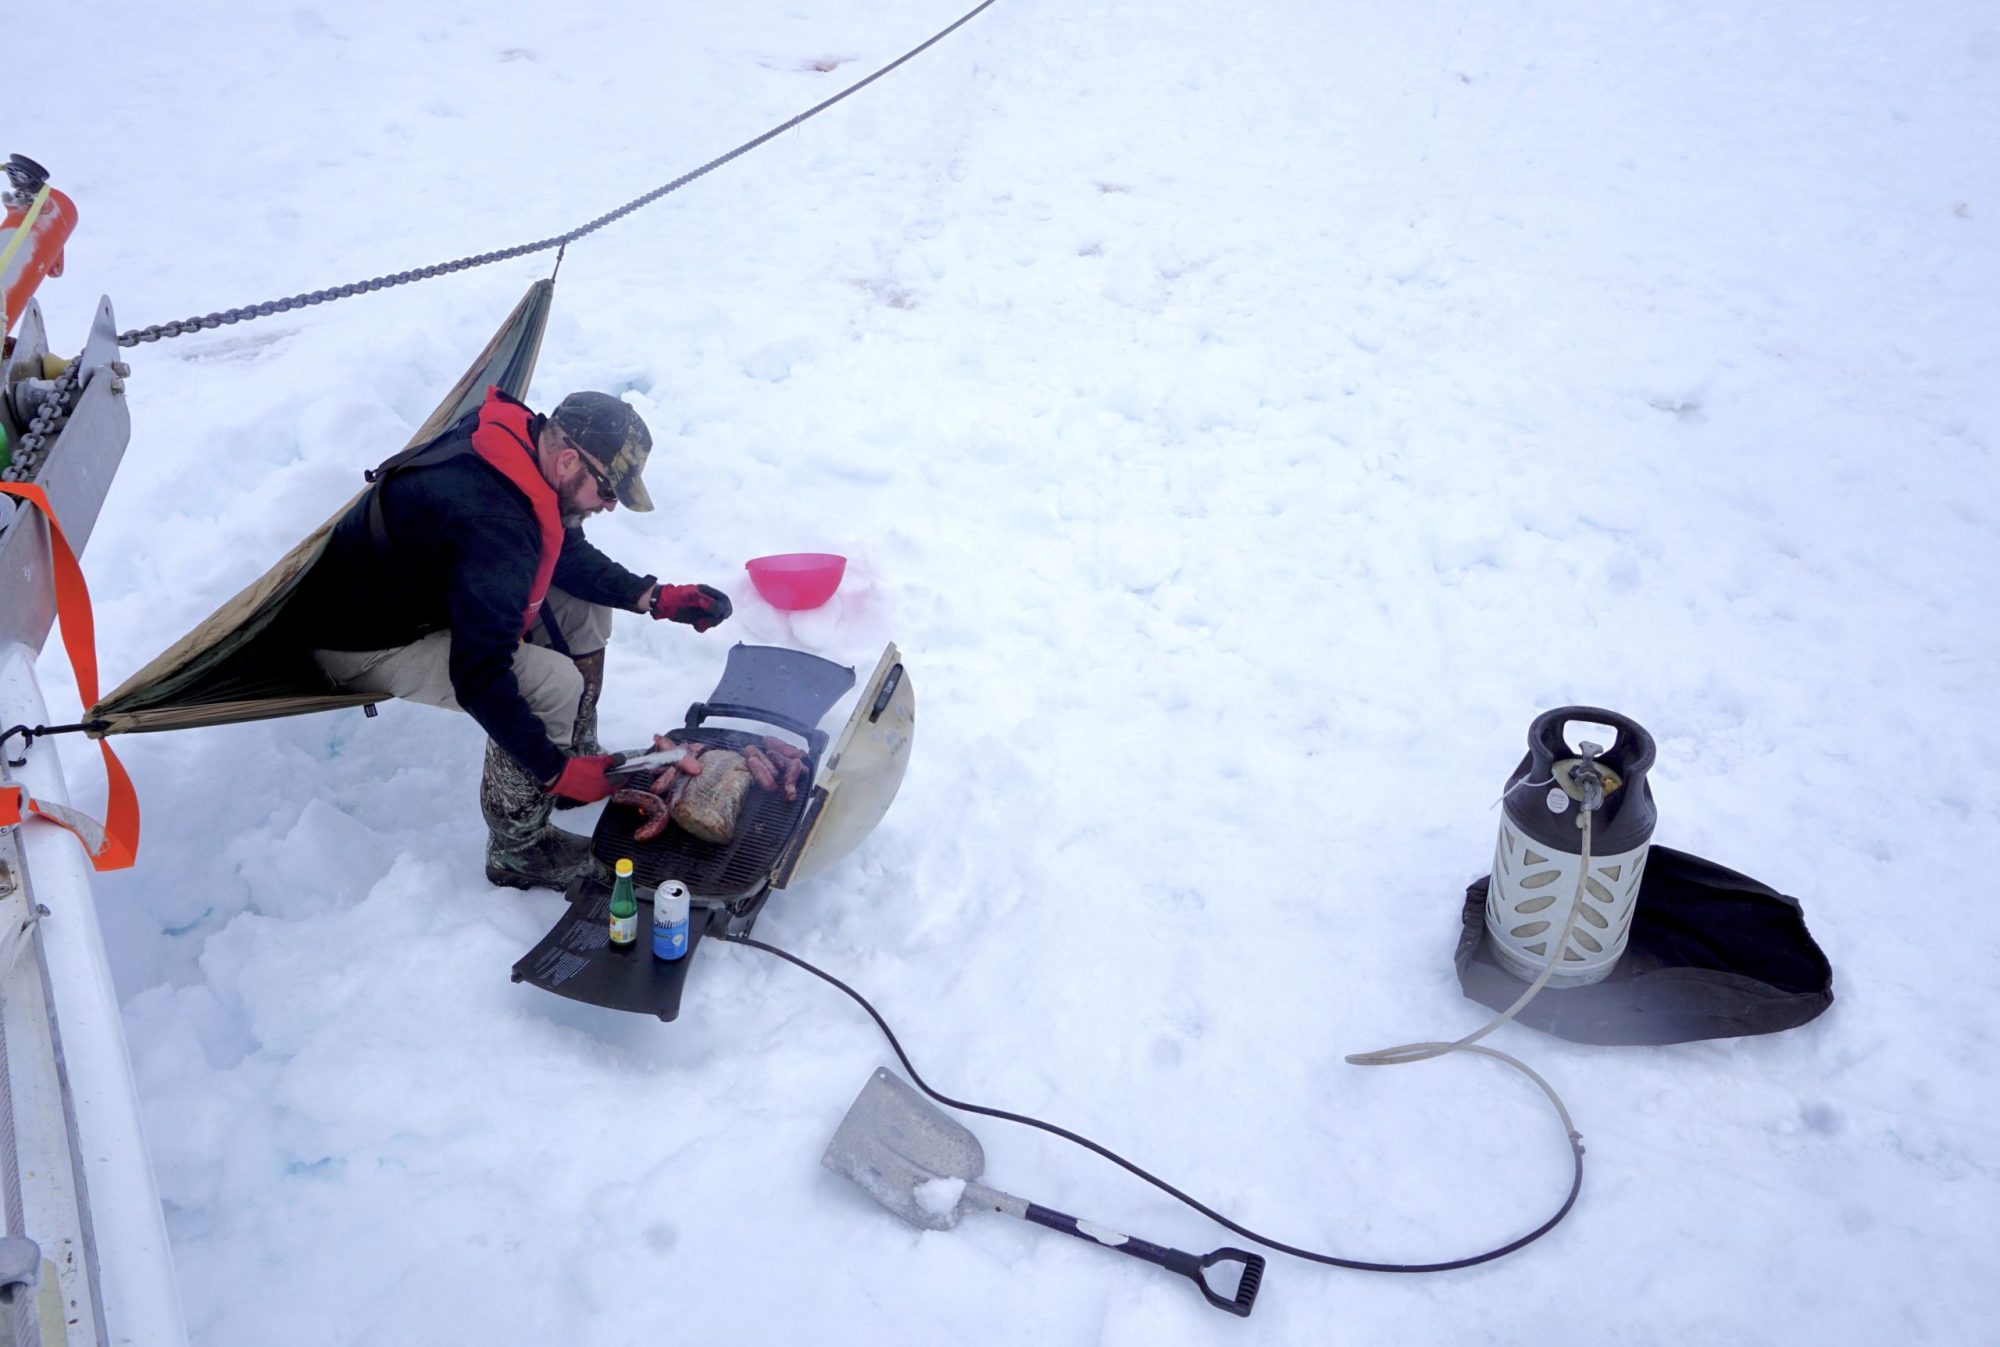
[{"left": 822, "top": 1068, "right": 1265, "bottom": 1317}]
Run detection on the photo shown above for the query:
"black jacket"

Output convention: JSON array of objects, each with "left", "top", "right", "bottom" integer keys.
[{"left": 291, "top": 413, "right": 651, "bottom": 781}]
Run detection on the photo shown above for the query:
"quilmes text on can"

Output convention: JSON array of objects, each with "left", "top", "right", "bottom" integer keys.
[{"left": 652, "top": 880, "right": 691, "bottom": 961}]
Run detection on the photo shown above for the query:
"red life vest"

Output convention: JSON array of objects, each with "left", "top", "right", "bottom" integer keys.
[{"left": 468, "top": 386, "right": 565, "bottom": 636}]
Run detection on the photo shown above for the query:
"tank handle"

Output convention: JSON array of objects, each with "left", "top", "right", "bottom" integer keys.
[{"left": 1528, "top": 706, "right": 1656, "bottom": 778}]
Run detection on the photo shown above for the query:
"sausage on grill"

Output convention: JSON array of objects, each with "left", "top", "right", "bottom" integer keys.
[{"left": 612, "top": 788, "right": 672, "bottom": 841}]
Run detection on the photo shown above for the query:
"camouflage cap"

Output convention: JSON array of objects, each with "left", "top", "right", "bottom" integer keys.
[{"left": 549, "top": 391, "right": 654, "bottom": 512}]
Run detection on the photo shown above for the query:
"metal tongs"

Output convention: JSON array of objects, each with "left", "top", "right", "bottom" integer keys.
[{"left": 607, "top": 745, "right": 692, "bottom": 781}]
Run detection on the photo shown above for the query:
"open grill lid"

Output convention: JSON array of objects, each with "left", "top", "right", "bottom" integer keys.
[
  {"left": 690, "top": 642, "right": 857, "bottom": 754},
  {"left": 774, "top": 642, "right": 913, "bottom": 890}
]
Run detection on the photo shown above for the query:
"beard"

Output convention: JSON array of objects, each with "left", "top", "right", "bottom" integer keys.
[{"left": 559, "top": 477, "right": 602, "bottom": 526}]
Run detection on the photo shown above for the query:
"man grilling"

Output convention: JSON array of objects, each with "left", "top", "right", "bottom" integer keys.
[{"left": 289, "top": 385, "right": 732, "bottom": 892}]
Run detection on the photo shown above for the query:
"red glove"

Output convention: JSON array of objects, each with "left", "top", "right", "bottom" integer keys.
[
  {"left": 649, "top": 583, "right": 733, "bottom": 632},
  {"left": 547, "top": 754, "right": 619, "bottom": 805}
]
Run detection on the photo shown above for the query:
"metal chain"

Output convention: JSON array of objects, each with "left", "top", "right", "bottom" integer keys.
[
  {"left": 116, "top": 0, "right": 1002, "bottom": 349},
  {"left": 1, "top": 354, "right": 86, "bottom": 482}
]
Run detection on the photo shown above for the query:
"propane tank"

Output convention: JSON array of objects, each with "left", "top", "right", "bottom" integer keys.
[
  {"left": 1486, "top": 707, "right": 1656, "bottom": 988},
  {"left": 3, "top": 154, "right": 79, "bottom": 339}
]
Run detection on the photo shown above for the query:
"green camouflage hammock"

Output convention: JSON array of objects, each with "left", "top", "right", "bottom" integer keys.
[{"left": 90, "top": 281, "right": 553, "bottom": 736}]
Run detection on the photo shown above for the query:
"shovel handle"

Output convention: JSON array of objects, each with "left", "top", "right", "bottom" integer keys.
[{"left": 1023, "top": 1204, "right": 1264, "bottom": 1317}]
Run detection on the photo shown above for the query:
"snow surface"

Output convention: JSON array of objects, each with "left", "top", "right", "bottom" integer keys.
[{"left": 22, "top": 0, "right": 2000, "bottom": 1342}]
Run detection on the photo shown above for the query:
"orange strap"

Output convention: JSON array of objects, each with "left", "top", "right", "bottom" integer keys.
[
  {"left": 468, "top": 386, "right": 565, "bottom": 635},
  {"left": 0, "top": 483, "right": 139, "bottom": 870}
]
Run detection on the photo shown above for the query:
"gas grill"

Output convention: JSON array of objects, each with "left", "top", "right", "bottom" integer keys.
[{"left": 511, "top": 641, "right": 913, "bottom": 1020}]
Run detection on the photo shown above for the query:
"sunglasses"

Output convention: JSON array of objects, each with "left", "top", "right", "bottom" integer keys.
[{"left": 554, "top": 425, "right": 618, "bottom": 503}]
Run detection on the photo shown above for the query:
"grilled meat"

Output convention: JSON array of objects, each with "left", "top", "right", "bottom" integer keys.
[
  {"left": 611, "top": 734, "right": 809, "bottom": 843},
  {"left": 671, "top": 749, "right": 752, "bottom": 843}
]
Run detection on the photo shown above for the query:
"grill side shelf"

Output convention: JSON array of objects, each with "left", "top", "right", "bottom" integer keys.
[{"left": 509, "top": 887, "right": 710, "bottom": 1022}]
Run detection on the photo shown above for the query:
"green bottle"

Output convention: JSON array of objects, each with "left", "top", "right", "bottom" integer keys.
[{"left": 608, "top": 858, "right": 638, "bottom": 947}]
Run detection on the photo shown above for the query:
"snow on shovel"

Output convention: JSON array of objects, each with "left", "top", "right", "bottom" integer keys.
[{"left": 822, "top": 1068, "right": 1264, "bottom": 1317}]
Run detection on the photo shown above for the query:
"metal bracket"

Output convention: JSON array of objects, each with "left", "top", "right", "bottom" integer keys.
[
  {"left": 78, "top": 293, "right": 123, "bottom": 385},
  {"left": 0, "top": 853, "right": 42, "bottom": 987}
]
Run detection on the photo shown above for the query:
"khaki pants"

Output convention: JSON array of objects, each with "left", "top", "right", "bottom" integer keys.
[
  {"left": 527, "top": 588, "right": 614, "bottom": 659},
  {"left": 313, "top": 589, "right": 615, "bottom": 749}
]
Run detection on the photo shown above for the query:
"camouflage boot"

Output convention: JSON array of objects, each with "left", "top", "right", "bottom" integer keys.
[
  {"left": 480, "top": 739, "right": 605, "bottom": 892},
  {"left": 570, "top": 649, "right": 607, "bottom": 755},
  {"left": 554, "top": 649, "right": 606, "bottom": 812}
]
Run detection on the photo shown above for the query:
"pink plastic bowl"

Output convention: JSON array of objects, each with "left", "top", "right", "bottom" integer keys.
[{"left": 745, "top": 552, "right": 847, "bottom": 611}]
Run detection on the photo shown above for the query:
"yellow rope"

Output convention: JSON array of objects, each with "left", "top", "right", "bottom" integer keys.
[{"left": 0, "top": 184, "right": 54, "bottom": 286}]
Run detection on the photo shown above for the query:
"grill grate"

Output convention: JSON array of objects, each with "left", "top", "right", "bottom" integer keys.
[{"left": 591, "top": 729, "right": 813, "bottom": 904}]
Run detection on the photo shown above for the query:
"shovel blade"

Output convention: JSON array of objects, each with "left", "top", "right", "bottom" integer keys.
[{"left": 822, "top": 1069, "right": 986, "bottom": 1231}]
